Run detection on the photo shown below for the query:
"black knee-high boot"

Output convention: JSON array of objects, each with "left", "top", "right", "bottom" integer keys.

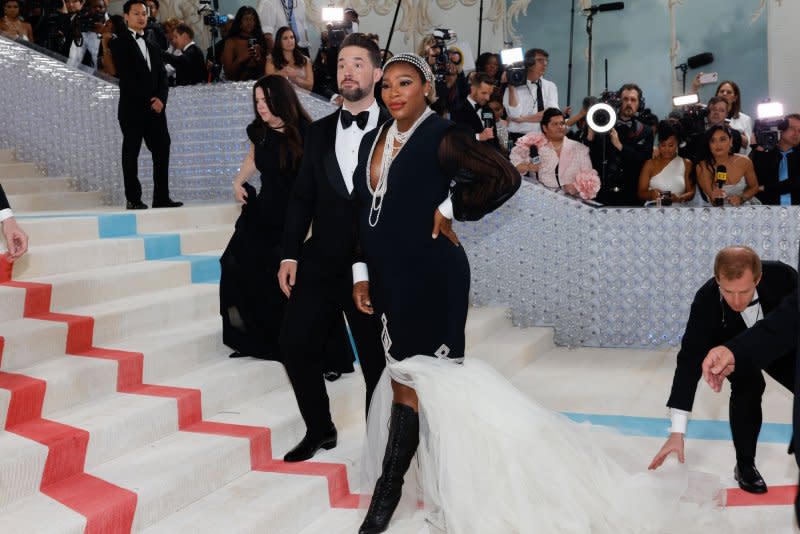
[{"left": 359, "top": 403, "right": 420, "bottom": 534}]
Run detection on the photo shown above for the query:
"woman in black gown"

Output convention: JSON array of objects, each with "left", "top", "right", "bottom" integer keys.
[
  {"left": 221, "top": 76, "right": 354, "bottom": 376},
  {"left": 352, "top": 54, "right": 520, "bottom": 533}
]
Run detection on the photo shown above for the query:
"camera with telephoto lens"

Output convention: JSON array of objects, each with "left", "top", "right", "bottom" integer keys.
[
  {"left": 676, "top": 105, "right": 709, "bottom": 138},
  {"left": 753, "top": 102, "right": 787, "bottom": 151},
  {"left": 430, "top": 28, "right": 454, "bottom": 83},
  {"left": 199, "top": 0, "right": 227, "bottom": 27}
]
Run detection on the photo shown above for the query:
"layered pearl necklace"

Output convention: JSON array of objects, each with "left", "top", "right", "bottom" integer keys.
[
  {"left": 368, "top": 108, "right": 434, "bottom": 227},
  {"left": 2, "top": 17, "right": 22, "bottom": 37}
]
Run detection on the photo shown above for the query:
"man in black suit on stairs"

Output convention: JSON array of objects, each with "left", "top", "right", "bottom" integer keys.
[
  {"left": 651, "top": 247, "right": 796, "bottom": 495},
  {"left": 108, "top": 0, "right": 181, "bottom": 210},
  {"left": 0, "top": 183, "right": 28, "bottom": 262},
  {"left": 162, "top": 23, "right": 207, "bottom": 86},
  {"left": 449, "top": 72, "right": 500, "bottom": 151},
  {"left": 276, "top": 33, "right": 389, "bottom": 462}
]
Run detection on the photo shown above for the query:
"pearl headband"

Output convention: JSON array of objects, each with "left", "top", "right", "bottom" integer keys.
[{"left": 382, "top": 53, "right": 437, "bottom": 101}]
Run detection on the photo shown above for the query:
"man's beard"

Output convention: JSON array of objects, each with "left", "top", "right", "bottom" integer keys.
[{"left": 341, "top": 83, "right": 370, "bottom": 102}]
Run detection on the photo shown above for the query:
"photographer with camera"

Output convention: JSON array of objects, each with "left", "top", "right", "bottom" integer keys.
[
  {"left": 221, "top": 6, "right": 266, "bottom": 82},
  {"left": 143, "top": 0, "right": 166, "bottom": 50},
  {"left": 503, "top": 48, "right": 566, "bottom": 143},
  {"left": 66, "top": 0, "right": 106, "bottom": 68},
  {"left": 692, "top": 77, "right": 754, "bottom": 154},
  {"left": 586, "top": 83, "right": 653, "bottom": 206},
  {"left": 40, "top": 0, "right": 82, "bottom": 57},
  {"left": 752, "top": 114, "right": 800, "bottom": 205},
  {"left": 420, "top": 31, "right": 463, "bottom": 115},
  {"left": 682, "top": 96, "right": 743, "bottom": 164}
]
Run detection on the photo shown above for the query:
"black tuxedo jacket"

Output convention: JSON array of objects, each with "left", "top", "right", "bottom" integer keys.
[
  {"left": 667, "top": 260, "right": 797, "bottom": 412},
  {"left": 752, "top": 147, "right": 800, "bottom": 205},
  {"left": 109, "top": 31, "right": 169, "bottom": 122},
  {"left": 163, "top": 44, "right": 207, "bottom": 86},
  {"left": 282, "top": 107, "right": 390, "bottom": 278},
  {"left": 0, "top": 183, "right": 9, "bottom": 211},
  {"left": 449, "top": 100, "right": 499, "bottom": 150}
]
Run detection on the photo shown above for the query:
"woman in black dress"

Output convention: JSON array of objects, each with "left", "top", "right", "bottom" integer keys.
[
  {"left": 221, "top": 76, "right": 354, "bottom": 377},
  {"left": 352, "top": 54, "right": 520, "bottom": 533}
]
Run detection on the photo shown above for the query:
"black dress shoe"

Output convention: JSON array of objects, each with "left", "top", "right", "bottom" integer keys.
[
  {"left": 735, "top": 464, "right": 768, "bottom": 494},
  {"left": 228, "top": 351, "right": 247, "bottom": 358},
  {"left": 324, "top": 371, "right": 342, "bottom": 382},
  {"left": 283, "top": 425, "right": 337, "bottom": 462},
  {"left": 152, "top": 199, "right": 183, "bottom": 208},
  {"left": 126, "top": 200, "right": 148, "bottom": 210}
]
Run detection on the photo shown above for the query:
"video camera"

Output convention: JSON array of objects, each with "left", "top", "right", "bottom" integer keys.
[
  {"left": 321, "top": 7, "right": 353, "bottom": 49},
  {"left": 670, "top": 94, "right": 709, "bottom": 139},
  {"left": 754, "top": 101, "right": 786, "bottom": 151},
  {"left": 199, "top": 0, "right": 226, "bottom": 27},
  {"left": 586, "top": 89, "right": 656, "bottom": 134},
  {"left": 429, "top": 28, "right": 455, "bottom": 83},
  {"left": 500, "top": 47, "right": 526, "bottom": 87}
]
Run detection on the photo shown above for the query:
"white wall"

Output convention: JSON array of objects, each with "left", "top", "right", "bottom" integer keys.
[{"left": 768, "top": 1, "right": 800, "bottom": 114}]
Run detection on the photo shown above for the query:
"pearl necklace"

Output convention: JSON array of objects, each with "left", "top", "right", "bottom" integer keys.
[
  {"left": 3, "top": 17, "right": 22, "bottom": 36},
  {"left": 367, "top": 108, "right": 434, "bottom": 227}
]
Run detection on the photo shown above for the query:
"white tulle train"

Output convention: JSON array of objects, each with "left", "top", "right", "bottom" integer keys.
[{"left": 360, "top": 355, "right": 732, "bottom": 534}]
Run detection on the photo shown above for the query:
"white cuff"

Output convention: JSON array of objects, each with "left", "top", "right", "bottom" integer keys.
[
  {"left": 669, "top": 408, "right": 689, "bottom": 434},
  {"left": 352, "top": 262, "right": 369, "bottom": 284},
  {"left": 437, "top": 196, "right": 453, "bottom": 220},
  {"left": 0, "top": 209, "right": 14, "bottom": 223},
  {"left": 475, "top": 133, "right": 481, "bottom": 141},
  {"left": 280, "top": 259, "right": 297, "bottom": 264}
]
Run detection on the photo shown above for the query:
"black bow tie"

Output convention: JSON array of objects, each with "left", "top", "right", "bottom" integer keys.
[
  {"left": 341, "top": 110, "right": 369, "bottom": 130},
  {"left": 747, "top": 298, "right": 759, "bottom": 307},
  {"left": 135, "top": 33, "right": 144, "bottom": 40}
]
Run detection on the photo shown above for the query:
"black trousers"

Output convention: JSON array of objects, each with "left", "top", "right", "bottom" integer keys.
[
  {"left": 280, "top": 266, "right": 385, "bottom": 437},
  {"left": 728, "top": 352, "right": 795, "bottom": 465},
  {"left": 119, "top": 111, "right": 171, "bottom": 203}
]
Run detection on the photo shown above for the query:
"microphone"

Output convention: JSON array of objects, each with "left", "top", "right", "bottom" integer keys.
[
  {"left": 714, "top": 165, "right": 727, "bottom": 207},
  {"left": 481, "top": 110, "right": 495, "bottom": 130},
  {"left": 687, "top": 52, "right": 714, "bottom": 69},
  {"left": 584, "top": 2, "right": 625, "bottom": 14},
  {"left": 529, "top": 145, "right": 541, "bottom": 166}
]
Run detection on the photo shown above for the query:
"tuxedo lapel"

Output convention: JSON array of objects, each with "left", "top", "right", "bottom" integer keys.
[{"left": 323, "top": 111, "right": 351, "bottom": 199}]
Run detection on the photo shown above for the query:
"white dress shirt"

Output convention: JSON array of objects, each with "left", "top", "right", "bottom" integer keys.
[
  {"left": 336, "top": 100, "right": 380, "bottom": 194},
  {"left": 67, "top": 31, "right": 102, "bottom": 68},
  {"left": 256, "top": 0, "right": 310, "bottom": 48},
  {"left": 130, "top": 28, "right": 151, "bottom": 70},
  {"left": 503, "top": 77, "right": 559, "bottom": 135},
  {"left": 0, "top": 208, "right": 13, "bottom": 222},
  {"left": 669, "top": 290, "right": 762, "bottom": 434}
]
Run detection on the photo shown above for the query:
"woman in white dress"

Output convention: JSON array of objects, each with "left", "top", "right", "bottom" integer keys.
[
  {"left": 638, "top": 121, "right": 694, "bottom": 204},
  {"left": 265, "top": 25, "right": 313, "bottom": 92},
  {"left": 697, "top": 124, "right": 760, "bottom": 206},
  {"left": 0, "top": 0, "right": 32, "bottom": 42}
]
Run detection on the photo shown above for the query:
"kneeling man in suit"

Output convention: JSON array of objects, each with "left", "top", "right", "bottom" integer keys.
[{"left": 650, "top": 246, "right": 795, "bottom": 495}]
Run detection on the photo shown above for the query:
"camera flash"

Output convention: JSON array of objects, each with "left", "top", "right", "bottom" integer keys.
[
  {"left": 757, "top": 102, "right": 784, "bottom": 120},
  {"left": 672, "top": 94, "right": 699, "bottom": 107},
  {"left": 500, "top": 47, "right": 524, "bottom": 66},
  {"left": 322, "top": 7, "right": 344, "bottom": 22}
]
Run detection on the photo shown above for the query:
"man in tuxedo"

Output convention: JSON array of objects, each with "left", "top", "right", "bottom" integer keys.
[
  {"left": 752, "top": 113, "right": 800, "bottom": 205},
  {"left": 276, "top": 33, "right": 388, "bottom": 462},
  {"left": 108, "top": 0, "right": 181, "bottom": 209},
  {"left": 655, "top": 247, "right": 795, "bottom": 494},
  {"left": 162, "top": 23, "right": 207, "bottom": 86},
  {"left": 704, "top": 250, "right": 800, "bottom": 518},
  {"left": 0, "top": 183, "right": 28, "bottom": 262},
  {"left": 449, "top": 72, "right": 499, "bottom": 150}
]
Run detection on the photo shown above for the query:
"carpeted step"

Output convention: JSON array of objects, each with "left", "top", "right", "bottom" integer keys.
[
  {"left": 0, "top": 162, "right": 42, "bottom": 178},
  {"left": 2, "top": 177, "right": 74, "bottom": 195},
  {"left": 8, "top": 192, "right": 104, "bottom": 212}
]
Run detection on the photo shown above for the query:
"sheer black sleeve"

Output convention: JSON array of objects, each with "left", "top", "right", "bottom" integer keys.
[{"left": 438, "top": 125, "right": 521, "bottom": 221}]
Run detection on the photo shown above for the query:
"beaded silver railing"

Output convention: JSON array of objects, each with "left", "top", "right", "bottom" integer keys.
[
  {"left": 0, "top": 36, "right": 335, "bottom": 204},
  {"left": 458, "top": 183, "right": 800, "bottom": 348}
]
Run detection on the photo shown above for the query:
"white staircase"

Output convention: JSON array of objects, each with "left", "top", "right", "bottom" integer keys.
[{"left": 0, "top": 148, "right": 793, "bottom": 533}]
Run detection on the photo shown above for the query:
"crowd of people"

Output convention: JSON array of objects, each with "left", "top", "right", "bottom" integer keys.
[{"left": 6, "top": 1, "right": 800, "bottom": 531}]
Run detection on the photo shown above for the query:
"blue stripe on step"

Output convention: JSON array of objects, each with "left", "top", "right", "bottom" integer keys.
[
  {"left": 160, "top": 255, "right": 220, "bottom": 284},
  {"left": 563, "top": 412, "right": 792, "bottom": 444},
  {"left": 140, "top": 234, "right": 182, "bottom": 260},
  {"left": 98, "top": 214, "right": 137, "bottom": 238}
]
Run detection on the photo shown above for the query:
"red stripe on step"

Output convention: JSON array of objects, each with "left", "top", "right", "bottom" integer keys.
[
  {"left": 185, "top": 421, "right": 272, "bottom": 468},
  {"left": 4, "top": 280, "right": 52, "bottom": 315},
  {"left": 0, "top": 336, "right": 4, "bottom": 367},
  {"left": 10, "top": 418, "right": 89, "bottom": 486},
  {"left": 43, "top": 473, "right": 136, "bottom": 534},
  {"left": 0, "top": 255, "right": 12, "bottom": 283},
  {"left": 75, "top": 348, "right": 143, "bottom": 390},
  {"left": 0, "top": 372, "right": 46, "bottom": 428},
  {"left": 258, "top": 460, "right": 360, "bottom": 509},
  {"left": 727, "top": 484, "right": 798, "bottom": 506}
]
